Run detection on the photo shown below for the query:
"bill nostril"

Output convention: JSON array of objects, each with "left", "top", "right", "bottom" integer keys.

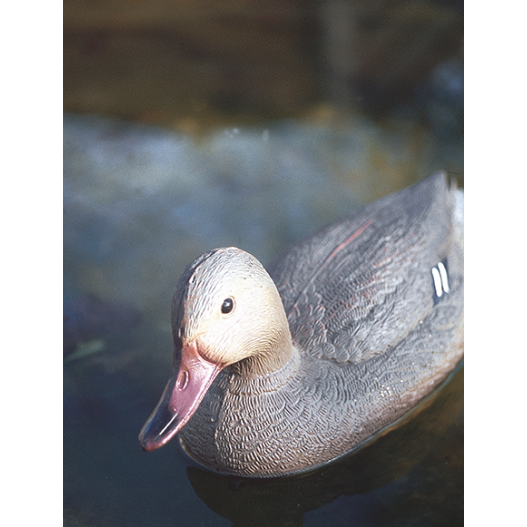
[{"left": 176, "top": 369, "right": 189, "bottom": 391}]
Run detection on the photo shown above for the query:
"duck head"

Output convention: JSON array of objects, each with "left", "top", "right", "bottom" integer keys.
[{"left": 139, "top": 247, "right": 294, "bottom": 452}]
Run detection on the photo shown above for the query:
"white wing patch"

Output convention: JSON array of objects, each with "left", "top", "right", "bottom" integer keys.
[{"left": 431, "top": 260, "right": 450, "bottom": 302}]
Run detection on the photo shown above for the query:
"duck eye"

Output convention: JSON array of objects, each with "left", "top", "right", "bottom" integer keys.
[{"left": 221, "top": 297, "right": 234, "bottom": 314}]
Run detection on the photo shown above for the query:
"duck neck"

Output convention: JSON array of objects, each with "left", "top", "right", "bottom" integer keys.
[{"left": 231, "top": 328, "right": 297, "bottom": 378}]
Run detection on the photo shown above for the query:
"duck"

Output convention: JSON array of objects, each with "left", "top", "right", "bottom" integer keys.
[{"left": 139, "top": 172, "right": 464, "bottom": 478}]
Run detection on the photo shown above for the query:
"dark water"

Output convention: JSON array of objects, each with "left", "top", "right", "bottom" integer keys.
[{"left": 63, "top": 113, "right": 463, "bottom": 526}]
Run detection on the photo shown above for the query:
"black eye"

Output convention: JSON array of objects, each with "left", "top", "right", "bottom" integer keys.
[{"left": 221, "top": 297, "right": 234, "bottom": 314}]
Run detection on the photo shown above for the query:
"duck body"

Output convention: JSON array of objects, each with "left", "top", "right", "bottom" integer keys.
[{"left": 139, "top": 172, "right": 464, "bottom": 478}]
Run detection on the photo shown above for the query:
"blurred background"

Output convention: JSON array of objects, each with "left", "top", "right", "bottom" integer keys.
[
  {"left": 64, "top": 1, "right": 463, "bottom": 526},
  {"left": 64, "top": 0, "right": 463, "bottom": 133}
]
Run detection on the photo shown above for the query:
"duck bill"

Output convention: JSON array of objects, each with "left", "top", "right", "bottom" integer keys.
[{"left": 139, "top": 341, "right": 221, "bottom": 452}]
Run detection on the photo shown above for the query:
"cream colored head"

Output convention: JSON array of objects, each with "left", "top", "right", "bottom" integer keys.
[{"left": 171, "top": 247, "right": 293, "bottom": 375}]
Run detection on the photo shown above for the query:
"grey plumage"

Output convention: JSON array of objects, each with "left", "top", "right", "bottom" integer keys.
[{"left": 142, "top": 172, "right": 464, "bottom": 478}]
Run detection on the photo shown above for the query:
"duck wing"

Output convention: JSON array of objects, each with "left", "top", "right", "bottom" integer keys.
[{"left": 267, "top": 172, "right": 463, "bottom": 364}]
